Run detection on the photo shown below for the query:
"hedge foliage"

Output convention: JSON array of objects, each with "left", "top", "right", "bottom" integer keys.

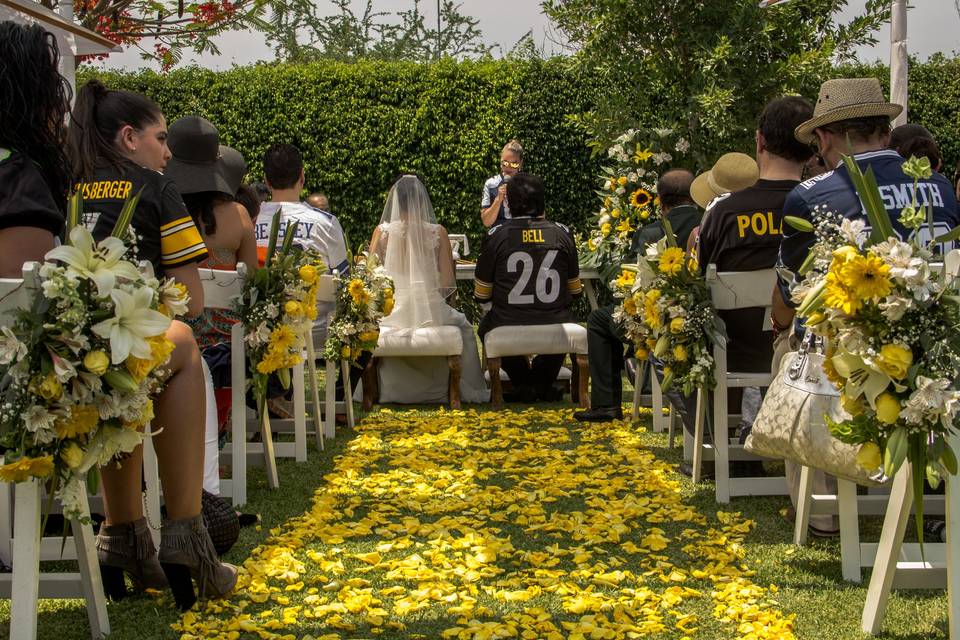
[
  {"left": 82, "top": 56, "right": 960, "bottom": 248},
  {"left": 81, "top": 60, "right": 602, "bottom": 249}
]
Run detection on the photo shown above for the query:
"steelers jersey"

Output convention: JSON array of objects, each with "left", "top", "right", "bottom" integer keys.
[
  {"left": 474, "top": 217, "right": 581, "bottom": 329},
  {"left": 75, "top": 159, "right": 207, "bottom": 276}
]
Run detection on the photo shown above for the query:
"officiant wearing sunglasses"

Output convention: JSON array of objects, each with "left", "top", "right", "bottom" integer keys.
[{"left": 481, "top": 139, "right": 524, "bottom": 228}]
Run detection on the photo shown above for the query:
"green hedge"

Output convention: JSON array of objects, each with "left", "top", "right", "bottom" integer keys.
[
  {"left": 81, "top": 60, "right": 602, "bottom": 249},
  {"left": 82, "top": 56, "right": 960, "bottom": 249}
]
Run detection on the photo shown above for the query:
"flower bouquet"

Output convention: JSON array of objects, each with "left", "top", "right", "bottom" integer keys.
[
  {"left": 324, "top": 250, "right": 394, "bottom": 365},
  {"left": 0, "top": 193, "right": 187, "bottom": 521},
  {"left": 580, "top": 127, "right": 691, "bottom": 279},
  {"left": 786, "top": 155, "right": 960, "bottom": 536},
  {"left": 612, "top": 221, "right": 724, "bottom": 396},
  {"left": 236, "top": 211, "right": 325, "bottom": 416}
]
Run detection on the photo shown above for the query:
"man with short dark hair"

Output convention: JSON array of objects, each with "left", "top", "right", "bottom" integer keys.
[
  {"left": 475, "top": 173, "right": 582, "bottom": 402},
  {"left": 258, "top": 144, "right": 349, "bottom": 340},
  {"left": 574, "top": 170, "right": 699, "bottom": 422}
]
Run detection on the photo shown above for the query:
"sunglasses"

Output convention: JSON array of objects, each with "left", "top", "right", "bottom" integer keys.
[{"left": 500, "top": 160, "right": 521, "bottom": 169}]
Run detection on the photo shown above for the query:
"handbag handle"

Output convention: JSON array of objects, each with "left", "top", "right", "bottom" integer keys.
[{"left": 788, "top": 331, "right": 824, "bottom": 382}]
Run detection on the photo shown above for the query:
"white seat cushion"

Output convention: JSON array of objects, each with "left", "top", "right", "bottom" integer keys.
[
  {"left": 484, "top": 323, "right": 587, "bottom": 359},
  {"left": 374, "top": 326, "right": 463, "bottom": 357}
]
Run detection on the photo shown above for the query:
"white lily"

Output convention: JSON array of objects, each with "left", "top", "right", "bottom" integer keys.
[
  {"left": 91, "top": 286, "right": 171, "bottom": 364},
  {"left": 45, "top": 226, "right": 141, "bottom": 297}
]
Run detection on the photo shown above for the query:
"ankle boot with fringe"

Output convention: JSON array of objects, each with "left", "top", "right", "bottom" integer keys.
[
  {"left": 96, "top": 517, "right": 168, "bottom": 600},
  {"left": 158, "top": 514, "right": 237, "bottom": 610}
]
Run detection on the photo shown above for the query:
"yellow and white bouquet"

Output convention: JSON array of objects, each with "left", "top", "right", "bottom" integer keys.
[
  {"left": 324, "top": 250, "right": 394, "bottom": 364},
  {"left": 788, "top": 156, "right": 960, "bottom": 534},
  {"left": 612, "top": 224, "right": 723, "bottom": 396},
  {"left": 0, "top": 194, "right": 187, "bottom": 521},
  {"left": 581, "top": 127, "right": 690, "bottom": 278},
  {"left": 236, "top": 212, "right": 325, "bottom": 414}
]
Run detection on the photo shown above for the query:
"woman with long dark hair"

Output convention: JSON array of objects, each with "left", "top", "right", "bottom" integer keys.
[
  {"left": 0, "top": 21, "right": 71, "bottom": 272},
  {"left": 66, "top": 79, "right": 236, "bottom": 610}
]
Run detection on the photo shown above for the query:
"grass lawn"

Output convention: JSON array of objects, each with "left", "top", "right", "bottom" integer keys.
[{"left": 0, "top": 403, "right": 949, "bottom": 640}]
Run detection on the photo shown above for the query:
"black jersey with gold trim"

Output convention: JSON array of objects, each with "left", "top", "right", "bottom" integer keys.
[
  {"left": 75, "top": 159, "right": 207, "bottom": 275},
  {"left": 474, "top": 217, "right": 580, "bottom": 330}
]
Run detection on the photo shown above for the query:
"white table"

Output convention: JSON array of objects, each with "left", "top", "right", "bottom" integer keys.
[{"left": 455, "top": 263, "right": 603, "bottom": 310}]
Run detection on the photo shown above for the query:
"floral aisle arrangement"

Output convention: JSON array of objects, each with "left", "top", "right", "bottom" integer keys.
[
  {"left": 580, "top": 127, "right": 690, "bottom": 279},
  {"left": 236, "top": 212, "right": 325, "bottom": 413},
  {"left": 611, "top": 224, "right": 723, "bottom": 396},
  {"left": 0, "top": 194, "right": 187, "bottom": 521},
  {"left": 324, "top": 250, "right": 394, "bottom": 364},
  {"left": 787, "top": 156, "right": 960, "bottom": 535}
]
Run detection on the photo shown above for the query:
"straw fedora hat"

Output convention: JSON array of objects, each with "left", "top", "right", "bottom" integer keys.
[
  {"left": 794, "top": 78, "right": 902, "bottom": 145},
  {"left": 690, "top": 152, "right": 759, "bottom": 209}
]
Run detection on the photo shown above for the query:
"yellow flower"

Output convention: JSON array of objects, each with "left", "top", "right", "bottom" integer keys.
[
  {"left": 610, "top": 208, "right": 621, "bottom": 219},
  {"left": 876, "top": 344, "right": 912, "bottom": 380},
  {"left": 629, "top": 188, "right": 652, "bottom": 209},
  {"left": 341, "top": 345, "right": 352, "bottom": 359},
  {"left": 382, "top": 297, "right": 394, "bottom": 315},
  {"left": 670, "top": 317, "right": 684, "bottom": 333},
  {"left": 832, "top": 245, "right": 859, "bottom": 264},
  {"left": 149, "top": 336, "right": 175, "bottom": 369},
  {"left": 0, "top": 456, "right": 54, "bottom": 483},
  {"left": 124, "top": 398, "right": 154, "bottom": 431},
  {"left": 823, "top": 271, "right": 861, "bottom": 315},
  {"left": 55, "top": 404, "right": 100, "bottom": 439},
  {"left": 634, "top": 346, "right": 648, "bottom": 359},
  {"left": 645, "top": 338, "right": 657, "bottom": 351},
  {"left": 359, "top": 331, "right": 380, "bottom": 343},
  {"left": 687, "top": 257, "right": 698, "bottom": 273},
  {"left": 270, "top": 325, "right": 297, "bottom": 350},
  {"left": 840, "top": 254, "right": 892, "bottom": 300},
  {"left": 875, "top": 392, "right": 901, "bottom": 424},
  {"left": 615, "top": 269, "right": 636, "bottom": 288},
  {"left": 806, "top": 311, "right": 827, "bottom": 326},
  {"left": 31, "top": 373, "right": 62, "bottom": 401},
  {"left": 639, "top": 208, "right": 651, "bottom": 220},
  {"left": 126, "top": 355, "right": 153, "bottom": 383},
  {"left": 306, "top": 305, "right": 318, "bottom": 320},
  {"left": 856, "top": 442, "right": 882, "bottom": 471},
  {"left": 623, "top": 298, "right": 637, "bottom": 316},
  {"left": 840, "top": 392, "right": 862, "bottom": 416},
  {"left": 61, "top": 442, "right": 84, "bottom": 469},
  {"left": 673, "top": 344, "right": 688, "bottom": 362},
  {"left": 617, "top": 176, "right": 628, "bottom": 186},
  {"left": 299, "top": 264, "right": 318, "bottom": 284},
  {"left": 285, "top": 301, "right": 303, "bottom": 317},
  {"left": 658, "top": 247, "right": 685, "bottom": 275},
  {"left": 601, "top": 223, "right": 612, "bottom": 237},
  {"left": 83, "top": 351, "right": 110, "bottom": 376},
  {"left": 616, "top": 219, "right": 633, "bottom": 235},
  {"left": 634, "top": 149, "right": 653, "bottom": 162},
  {"left": 587, "top": 238, "right": 597, "bottom": 251}
]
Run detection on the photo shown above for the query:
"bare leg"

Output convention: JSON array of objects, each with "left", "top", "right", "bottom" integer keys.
[
  {"left": 99, "top": 447, "right": 144, "bottom": 526},
  {"left": 151, "top": 321, "right": 205, "bottom": 520}
]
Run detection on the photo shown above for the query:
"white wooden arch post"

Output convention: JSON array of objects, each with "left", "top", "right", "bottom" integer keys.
[{"left": 0, "top": 265, "right": 109, "bottom": 640}]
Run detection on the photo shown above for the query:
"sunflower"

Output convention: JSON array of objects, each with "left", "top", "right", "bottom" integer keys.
[
  {"left": 658, "top": 247, "right": 685, "bottom": 275},
  {"left": 630, "top": 188, "right": 652, "bottom": 209},
  {"left": 840, "top": 254, "right": 892, "bottom": 300}
]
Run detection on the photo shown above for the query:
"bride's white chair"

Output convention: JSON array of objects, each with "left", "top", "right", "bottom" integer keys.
[
  {"left": 483, "top": 323, "right": 589, "bottom": 410},
  {"left": 362, "top": 327, "right": 464, "bottom": 410},
  {"left": 0, "top": 264, "right": 109, "bottom": 640}
]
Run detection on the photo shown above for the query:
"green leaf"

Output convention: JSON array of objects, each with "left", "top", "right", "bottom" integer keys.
[
  {"left": 843, "top": 156, "right": 894, "bottom": 243},
  {"left": 883, "top": 426, "right": 909, "bottom": 477},
  {"left": 941, "top": 441, "right": 958, "bottom": 475},
  {"left": 934, "top": 225, "right": 960, "bottom": 244},
  {"left": 111, "top": 187, "right": 145, "bottom": 239}
]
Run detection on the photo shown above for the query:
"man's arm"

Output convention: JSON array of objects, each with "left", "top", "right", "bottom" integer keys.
[
  {"left": 312, "top": 216, "right": 350, "bottom": 276},
  {"left": 772, "top": 188, "right": 813, "bottom": 327}
]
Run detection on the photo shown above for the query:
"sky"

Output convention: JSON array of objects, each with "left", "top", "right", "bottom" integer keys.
[{"left": 97, "top": 0, "right": 960, "bottom": 71}]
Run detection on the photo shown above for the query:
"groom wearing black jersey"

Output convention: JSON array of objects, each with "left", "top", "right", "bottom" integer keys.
[{"left": 474, "top": 173, "right": 582, "bottom": 402}]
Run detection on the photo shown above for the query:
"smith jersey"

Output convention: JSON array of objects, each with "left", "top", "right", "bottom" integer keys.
[
  {"left": 75, "top": 160, "right": 207, "bottom": 275},
  {"left": 474, "top": 217, "right": 581, "bottom": 330},
  {"left": 779, "top": 149, "right": 960, "bottom": 277}
]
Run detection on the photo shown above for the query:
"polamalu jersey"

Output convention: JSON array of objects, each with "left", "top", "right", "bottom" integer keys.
[
  {"left": 474, "top": 217, "right": 581, "bottom": 330},
  {"left": 75, "top": 160, "right": 207, "bottom": 276}
]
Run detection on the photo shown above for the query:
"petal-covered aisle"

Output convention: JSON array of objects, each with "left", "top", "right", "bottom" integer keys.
[{"left": 174, "top": 408, "right": 795, "bottom": 639}]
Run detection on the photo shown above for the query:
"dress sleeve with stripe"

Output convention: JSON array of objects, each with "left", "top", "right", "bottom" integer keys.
[{"left": 159, "top": 183, "right": 207, "bottom": 268}]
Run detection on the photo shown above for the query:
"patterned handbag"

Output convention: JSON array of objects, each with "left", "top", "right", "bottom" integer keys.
[{"left": 745, "top": 335, "right": 886, "bottom": 486}]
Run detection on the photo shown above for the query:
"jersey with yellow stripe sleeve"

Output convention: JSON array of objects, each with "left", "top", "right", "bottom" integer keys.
[{"left": 77, "top": 159, "right": 207, "bottom": 274}]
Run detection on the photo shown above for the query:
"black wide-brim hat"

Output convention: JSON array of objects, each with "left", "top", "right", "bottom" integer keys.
[{"left": 164, "top": 116, "right": 234, "bottom": 196}]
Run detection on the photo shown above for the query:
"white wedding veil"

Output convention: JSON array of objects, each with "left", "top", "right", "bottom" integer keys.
[{"left": 376, "top": 175, "right": 455, "bottom": 329}]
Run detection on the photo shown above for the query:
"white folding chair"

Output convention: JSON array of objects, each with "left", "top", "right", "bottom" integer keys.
[
  {"left": 195, "top": 266, "right": 250, "bottom": 504},
  {"left": 482, "top": 323, "right": 589, "bottom": 410},
  {"left": 304, "top": 275, "right": 354, "bottom": 445},
  {"left": 692, "top": 266, "right": 787, "bottom": 502},
  {"left": 0, "top": 264, "right": 109, "bottom": 640},
  {"left": 362, "top": 327, "right": 464, "bottom": 410}
]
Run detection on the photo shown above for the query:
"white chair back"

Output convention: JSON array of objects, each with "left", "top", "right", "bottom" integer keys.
[
  {"left": 448, "top": 234, "right": 470, "bottom": 260},
  {"left": 198, "top": 264, "right": 247, "bottom": 309},
  {"left": 316, "top": 274, "right": 336, "bottom": 304},
  {"left": 0, "top": 263, "right": 39, "bottom": 324},
  {"left": 704, "top": 264, "right": 777, "bottom": 311}
]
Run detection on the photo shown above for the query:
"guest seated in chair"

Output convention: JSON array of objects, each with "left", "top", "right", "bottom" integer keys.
[
  {"left": 574, "top": 169, "right": 699, "bottom": 422},
  {"left": 474, "top": 173, "right": 582, "bottom": 403},
  {"left": 365, "top": 174, "right": 489, "bottom": 404}
]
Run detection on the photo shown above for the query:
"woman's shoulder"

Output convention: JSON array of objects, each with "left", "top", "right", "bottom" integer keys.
[{"left": 0, "top": 150, "right": 65, "bottom": 234}]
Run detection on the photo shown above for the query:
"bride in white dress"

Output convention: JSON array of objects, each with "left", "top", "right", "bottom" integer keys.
[{"left": 366, "top": 174, "right": 489, "bottom": 404}]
